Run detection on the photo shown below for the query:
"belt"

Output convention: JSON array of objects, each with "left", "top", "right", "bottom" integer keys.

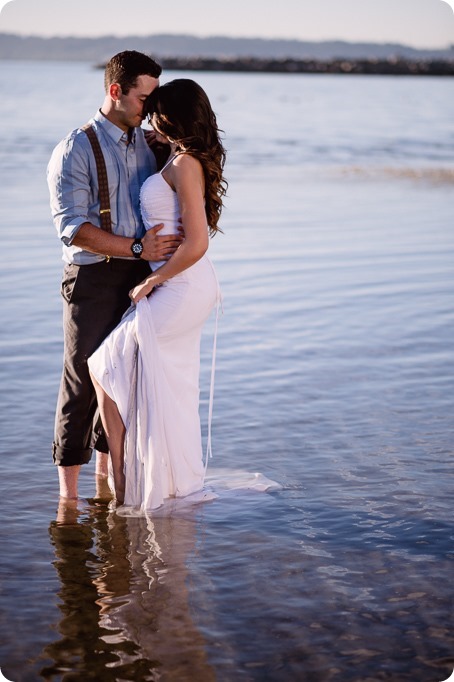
[{"left": 67, "top": 258, "right": 139, "bottom": 268}]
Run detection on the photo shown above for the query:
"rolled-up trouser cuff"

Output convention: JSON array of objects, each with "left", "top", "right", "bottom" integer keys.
[{"left": 52, "top": 442, "right": 93, "bottom": 467}]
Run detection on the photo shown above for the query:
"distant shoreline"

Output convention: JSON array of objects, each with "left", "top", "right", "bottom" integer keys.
[{"left": 97, "top": 56, "right": 454, "bottom": 76}]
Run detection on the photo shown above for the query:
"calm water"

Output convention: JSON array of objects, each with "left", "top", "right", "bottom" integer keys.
[{"left": 0, "top": 61, "right": 453, "bottom": 681}]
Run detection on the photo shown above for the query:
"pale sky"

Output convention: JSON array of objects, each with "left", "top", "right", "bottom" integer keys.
[{"left": 0, "top": 0, "right": 453, "bottom": 49}]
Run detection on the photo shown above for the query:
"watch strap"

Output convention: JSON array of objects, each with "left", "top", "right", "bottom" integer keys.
[{"left": 131, "top": 238, "right": 143, "bottom": 258}]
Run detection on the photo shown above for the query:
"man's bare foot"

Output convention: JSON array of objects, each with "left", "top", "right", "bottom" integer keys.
[
  {"left": 94, "top": 474, "right": 114, "bottom": 503},
  {"left": 56, "top": 496, "right": 79, "bottom": 525}
]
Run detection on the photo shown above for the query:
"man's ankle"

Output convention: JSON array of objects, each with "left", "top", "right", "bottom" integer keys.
[
  {"left": 95, "top": 451, "right": 110, "bottom": 477},
  {"left": 58, "top": 464, "right": 81, "bottom": 499}
]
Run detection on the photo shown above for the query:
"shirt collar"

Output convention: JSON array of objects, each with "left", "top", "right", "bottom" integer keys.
[{"left": 94, "top": 109, "right": 136, "bottom": 145}]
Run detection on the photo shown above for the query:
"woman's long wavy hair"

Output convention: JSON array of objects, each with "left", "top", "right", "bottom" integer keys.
[{"left": 144, "top": 79, "right": 227, "bottom": 236}]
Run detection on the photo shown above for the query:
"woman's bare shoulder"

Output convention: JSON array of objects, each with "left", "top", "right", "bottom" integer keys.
[
  {"left": 174, "top": 151, "right": 204, "bottom": 169},
  {"left": 172, "top": 153, "right": 204, "bottom": 184}
]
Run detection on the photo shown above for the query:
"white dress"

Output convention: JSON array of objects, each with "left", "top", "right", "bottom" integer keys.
[{"left": 88, "top": 160, "right": 220, "bottom": 511}]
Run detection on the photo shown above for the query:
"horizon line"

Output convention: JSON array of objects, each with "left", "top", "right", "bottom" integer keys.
[{"left": 0, "top": 30, "right": 452, "bottom": 51}]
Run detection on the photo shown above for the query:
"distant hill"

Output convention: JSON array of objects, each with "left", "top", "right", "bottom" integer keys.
[{"left": 0, "top": 32, "right": 453, "bottom": 62}]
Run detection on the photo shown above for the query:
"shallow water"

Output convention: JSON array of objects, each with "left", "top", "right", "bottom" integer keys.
[{"left": 0, "top": 63, "right": 453, "bottom": 681}]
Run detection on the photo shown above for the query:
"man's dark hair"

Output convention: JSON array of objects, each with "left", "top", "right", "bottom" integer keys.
[{"left": 104, "top": 50, "right": 162, "bottom": 94}]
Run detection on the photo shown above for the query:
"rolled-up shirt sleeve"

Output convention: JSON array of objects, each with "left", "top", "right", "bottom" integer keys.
[{"left": 47, "top": 132, "right": 93, "bottom": 246}]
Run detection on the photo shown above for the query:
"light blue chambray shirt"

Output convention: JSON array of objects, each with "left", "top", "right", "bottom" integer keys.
[{"left": 47, "top": 110, "right": 157, "bottom": 264}]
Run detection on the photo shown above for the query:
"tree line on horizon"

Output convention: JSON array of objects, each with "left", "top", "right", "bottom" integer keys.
[{"left": 1, "top": 32, "right": 453, "bottom": 64}]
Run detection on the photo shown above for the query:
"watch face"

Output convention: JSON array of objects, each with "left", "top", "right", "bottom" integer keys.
[{"left": 132, "top": 242, "right": 143, "bottom": 255}]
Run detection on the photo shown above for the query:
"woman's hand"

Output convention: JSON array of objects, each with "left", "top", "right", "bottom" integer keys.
[{"left": 129, "top": 278, "right": 155, "bottom": 304}]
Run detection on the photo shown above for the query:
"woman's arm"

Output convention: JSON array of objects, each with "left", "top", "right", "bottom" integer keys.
[{"left": 130, "top": 154, "right": 209, "bottom": 303}]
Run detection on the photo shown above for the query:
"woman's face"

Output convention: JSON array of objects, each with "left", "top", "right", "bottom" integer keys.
[{"left": 149, "top": 112, "right": 169, "bottom": 145}]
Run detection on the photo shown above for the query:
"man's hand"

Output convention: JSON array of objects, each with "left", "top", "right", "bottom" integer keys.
[{"left": 141, "top": 223, "right": 184, "bottom": 261}]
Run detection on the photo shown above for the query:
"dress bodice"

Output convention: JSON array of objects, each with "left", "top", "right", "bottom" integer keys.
[
  {"left": 140, "top": 165, "right": 180, "bottom": 268},
  {"left": 140, "top": 167, "right": 180, "bottom": 237}
]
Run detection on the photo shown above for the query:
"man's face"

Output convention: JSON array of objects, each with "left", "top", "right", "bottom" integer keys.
[{"left": 114, "top": 74, "right": 159, "bottom": 130}]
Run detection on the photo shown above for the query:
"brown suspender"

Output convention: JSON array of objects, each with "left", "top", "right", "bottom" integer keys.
[{"left": 81, "top": 123, "right": 112, "bottom": 233}]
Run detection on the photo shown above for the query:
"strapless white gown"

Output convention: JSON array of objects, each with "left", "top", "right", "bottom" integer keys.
[{"left": 88, "top": 168, "right": 220, "bottom": 511}]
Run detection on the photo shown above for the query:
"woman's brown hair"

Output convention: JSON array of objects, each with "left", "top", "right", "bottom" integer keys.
[{"left": 144, "top": 79, "right": 227, "bottom": 236}]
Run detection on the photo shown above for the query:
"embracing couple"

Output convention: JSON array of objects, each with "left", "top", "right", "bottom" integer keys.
[{"left": 47, "top": 50, "right": 226, "bottom": 512}]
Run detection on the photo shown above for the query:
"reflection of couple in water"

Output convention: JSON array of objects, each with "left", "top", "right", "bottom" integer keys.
[
  {"left": 45, "top": 507, "right": 216, "bottom": 681},
  {"left": 48, "top": 50, "right": 226, "bottom": 512}
]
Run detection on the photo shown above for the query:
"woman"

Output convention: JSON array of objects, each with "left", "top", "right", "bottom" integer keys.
[{"left": 88, "top": 79, "right": 227, "bottom": 511}]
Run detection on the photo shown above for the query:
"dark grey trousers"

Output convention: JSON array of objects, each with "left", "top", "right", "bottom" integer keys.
[{"left": 52, "top": 258, "right": 151, "bottom": 467}]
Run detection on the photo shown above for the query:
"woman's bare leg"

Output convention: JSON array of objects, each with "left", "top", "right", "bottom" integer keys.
[{"left": 90, "top": 374, "right": 126, "bottom": 504}]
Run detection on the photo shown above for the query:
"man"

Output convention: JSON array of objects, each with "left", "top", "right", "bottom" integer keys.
[{"left": 47, "top": 51, "right": 180, "bottom": 501}]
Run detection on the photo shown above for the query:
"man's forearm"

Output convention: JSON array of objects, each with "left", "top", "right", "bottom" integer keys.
[
  {"left": 72, "top": 222, "right": 136, "bottom": 258},
  {"left": 72, "top": 221, "right": 182, "bottom": 261}
]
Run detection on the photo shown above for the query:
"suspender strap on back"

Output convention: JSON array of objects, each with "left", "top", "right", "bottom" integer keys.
[{"left": 81, "top": 123, "right": 112, "bottom": 233}]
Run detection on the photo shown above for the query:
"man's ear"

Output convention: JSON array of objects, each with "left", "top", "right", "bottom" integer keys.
[{"left": 109, "top": 83, "right": 122, "bottom": 101}]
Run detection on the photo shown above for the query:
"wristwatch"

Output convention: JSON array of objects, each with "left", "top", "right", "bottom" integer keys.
[{"left": 131, "top": 238, "right": 143, "bottom": 259}]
